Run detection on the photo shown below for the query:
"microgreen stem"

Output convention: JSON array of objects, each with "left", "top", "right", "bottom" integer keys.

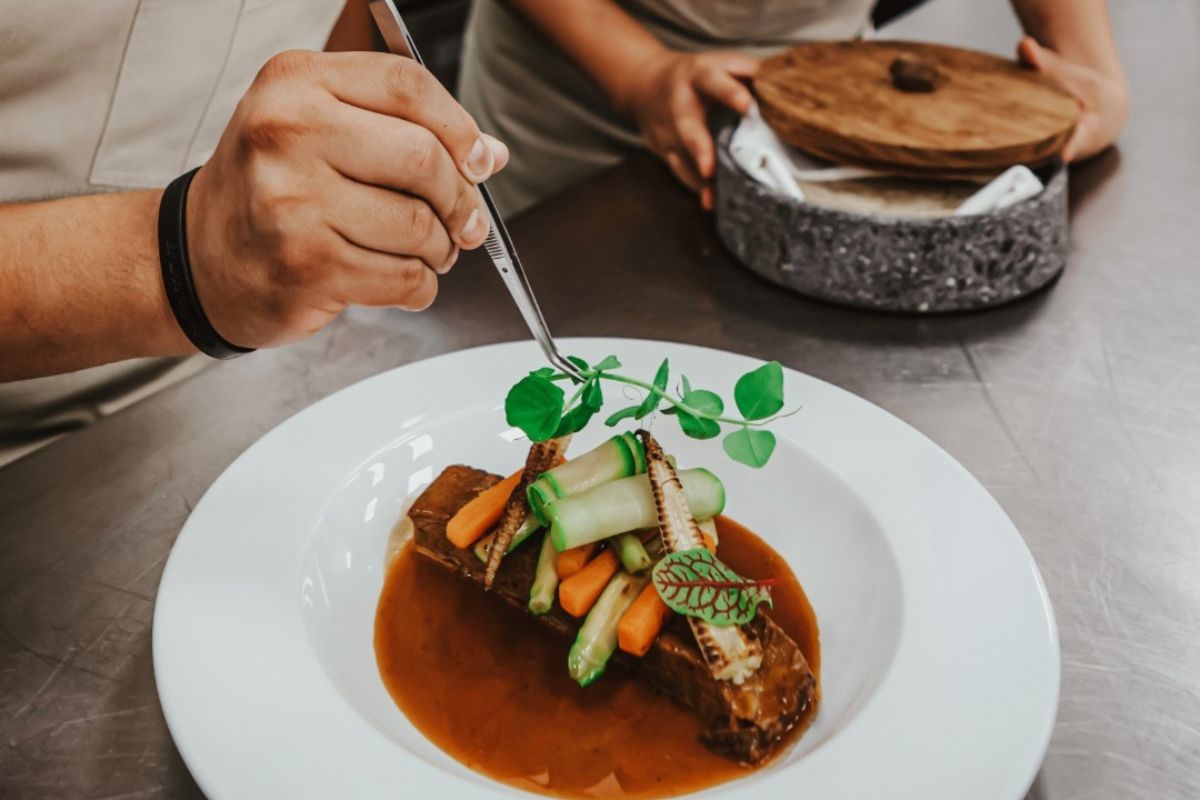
[
  {"left": 564, "top": 382, "right": 587, "bottom": 409},
  {"left": 580, "top": 370, "right": 790, "bottom": 428}
]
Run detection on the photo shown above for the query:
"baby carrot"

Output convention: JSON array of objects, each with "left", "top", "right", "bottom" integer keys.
[
  {"left": 617, "top": 528, "right": 717, "bottom": 656},
  {"left": 446, "top": 469, "right": 522, "bottom": 549},
  {"left": 555, "top": 541, "right": 598, "bottom": 579},
  {"left": 618, "top": 583, "right": 671, "bottom": 657},
  {"left": 558, "top": 548, "right": 620, "bottom": 617}
]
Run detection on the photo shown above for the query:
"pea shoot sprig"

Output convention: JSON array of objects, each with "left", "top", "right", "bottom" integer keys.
[{"left": 504, "top": 355, "right": 794, "bottom": 468}]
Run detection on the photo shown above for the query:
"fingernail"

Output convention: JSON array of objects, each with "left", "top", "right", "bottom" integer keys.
[
  {"left": 483, "top": 133, "right": 510, "bottom": 169},
  {"left": 463, "top": 137, "right": 493, "bottom": 182},
  {"left": 438, "top": 246, "right": 460, "bottom": 275},
  {"left": 460, "top": 208, "right": 487, "bottom": 244}
]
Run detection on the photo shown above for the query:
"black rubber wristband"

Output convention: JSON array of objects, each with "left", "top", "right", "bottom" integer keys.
[{"left": 158, "top": 167, "right": 254, "bottom": 360}]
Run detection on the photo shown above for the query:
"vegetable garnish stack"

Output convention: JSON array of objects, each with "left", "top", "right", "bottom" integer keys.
[{"left": 406, "top": 355, "right": 817, "bottom": 763}]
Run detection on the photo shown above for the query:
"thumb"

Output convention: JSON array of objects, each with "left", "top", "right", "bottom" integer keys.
[
  {"left": 1018, "top": 36, "right": 1091, "bottom": 101},
  {"left": 711, "top": 52, "right": 761, "bottom": 79},
  {"left": 695, "top": 66, "right": 755, "bottom": 115},
  {"left": 1061, "top": 112, "right": 1098, "bottom": 163},
  {"left": 1017, "top": 36, "right": 1045, "bottom": 69},
  {"left": 483, "top": 134, "right": 510, "bottom": 172}
]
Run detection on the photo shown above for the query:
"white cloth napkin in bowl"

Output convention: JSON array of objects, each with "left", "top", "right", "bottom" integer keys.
[{"left": 728, "top": 103, "right": 1044, "bottom": 216}]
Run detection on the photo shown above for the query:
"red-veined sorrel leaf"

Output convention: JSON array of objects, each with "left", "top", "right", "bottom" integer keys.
[{"left": 651, "top": 548, "right": 774, "bottom": 626}]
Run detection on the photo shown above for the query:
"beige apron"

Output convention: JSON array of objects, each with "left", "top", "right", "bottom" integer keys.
[
  {"left": 458, "top": 0, "right": 876, "bottom": 215},
  {"left": 0, "top": 0, "right": 342, "bottom": 466}
]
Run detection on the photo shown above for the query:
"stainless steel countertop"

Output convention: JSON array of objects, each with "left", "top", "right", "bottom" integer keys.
[{"left": 2, "top": 0, "right": 1197, "bottom": 797}]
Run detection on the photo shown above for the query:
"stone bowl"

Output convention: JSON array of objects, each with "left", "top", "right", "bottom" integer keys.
[{"left": 714, "top": 126, "right": 1068, "bottom": 313}]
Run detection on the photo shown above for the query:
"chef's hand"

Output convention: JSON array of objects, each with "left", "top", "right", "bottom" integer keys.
[
  {"left": 186, "top": 50, "right": 509, "bottom": 348},
  {"left": 1018, "top": 36, "right": 1129, "bottom": 163},
  {"left": 619, "top": 50, "right": 759, "bottom": 211}
]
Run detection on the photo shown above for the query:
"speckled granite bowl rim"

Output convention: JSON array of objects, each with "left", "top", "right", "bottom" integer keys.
[
  {"left": 715, "top": 126, "right": 1066, "bottom": 227},
  {"left": 713, "top": 123, "right": 1070, "bottom": 313}
]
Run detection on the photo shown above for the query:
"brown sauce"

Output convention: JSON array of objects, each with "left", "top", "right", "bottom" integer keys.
[{"left": 375, "top": 517, "right": 820, "bottom": 798}]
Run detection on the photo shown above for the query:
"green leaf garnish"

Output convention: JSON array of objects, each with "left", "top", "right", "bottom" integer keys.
[
  {"left": 634, "top": 359, "right": 669, "bottom": 419},
  {"left": 734, "top": 362, "right": 784, "bottom": 420},
  {"left": 505, "top": 374, "right": 564, "bottom": 440},
  {"left": 681, "top": 389, "right": 723, "bottom": 416},
  {"left": 554, "top": 402, "right": 598, "bottom": 437},
  {"left": 723, "top": 428, "right": 776, "bottom": 468},
  {"left": 676, "top": 409, "right": 720, "bottom": 439},
  {"left": 554, "top": 375, "right": 605, "bottom": 437},
  {"left": 673, "top": 389, "right": 722, "bottom": 436},
  {"left": 505, "top": 354, "right": 795, "bottom": 468},
  {"left": 582, "top": 379, "right": 604, "bottom": 409},
  {"left": 652, "top": 548, "right": 774, "bottom": 626},
  {"left": 604, "top": 405, "right": 641, "bottom": 426}
]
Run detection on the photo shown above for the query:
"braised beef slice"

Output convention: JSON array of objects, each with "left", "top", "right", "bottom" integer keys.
[{"left": 408, "top": 465, "right": 817, "bottom": 764}]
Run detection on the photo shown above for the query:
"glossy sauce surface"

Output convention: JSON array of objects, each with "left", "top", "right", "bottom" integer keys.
[{"left": 375, "top": 517, "right": 819, "bottom": 798}]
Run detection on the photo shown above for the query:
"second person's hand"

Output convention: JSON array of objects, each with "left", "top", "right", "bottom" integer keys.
[
  {"left": 185, "top": 50, "right": 509, "bottom": 350},
  {"left": 1018, "top": 36, "right": 1129, "bottom": 163},
  {"left": 617, "top": 50, "right": 759, "bottom": 211}
]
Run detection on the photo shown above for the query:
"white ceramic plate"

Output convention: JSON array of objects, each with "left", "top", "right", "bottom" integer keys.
[{"left": 154, "top": 338, "right": 1058, "bottom": 799}]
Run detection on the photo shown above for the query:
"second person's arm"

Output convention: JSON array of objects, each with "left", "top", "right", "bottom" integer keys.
[{"left": 511, "top": 0, "right": 757, "bottom": 209}]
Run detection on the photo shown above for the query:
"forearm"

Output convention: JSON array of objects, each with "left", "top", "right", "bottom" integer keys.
[
  {"left": 1012, "top": 0, "right": 1124, "bottom": 83},
  {"left": 0, "top": 191, "right": 192, "bottom": 381},
  {"left": 508, "top": 0, "right": 666, "bottom": 113}
]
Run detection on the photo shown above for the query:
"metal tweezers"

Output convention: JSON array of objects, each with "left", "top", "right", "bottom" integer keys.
[{"left": 369, "top": 0, "right": 585, "bottom": 382}]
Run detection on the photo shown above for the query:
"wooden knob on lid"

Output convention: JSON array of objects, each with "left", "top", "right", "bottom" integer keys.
[{"left": 889, "top": 54, "right": 942, "bottom": 92}]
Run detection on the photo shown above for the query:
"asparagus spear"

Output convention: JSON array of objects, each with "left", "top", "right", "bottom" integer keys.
[
  {"left": 612, "top": 532, "right": 653, "bottom": 573},
  {"left": 529, "top": 531, "right": 560, "bottom": 615},
  {"left": 567, "top": 569, "right": 648, "bottom": 686}
]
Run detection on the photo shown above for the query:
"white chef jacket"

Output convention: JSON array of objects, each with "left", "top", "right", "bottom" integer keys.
[
  {"left": 458, "top": 0, "right": 876, "bottom": 215},
  {"left": 0, "top": 0, "right": 343, "bottom": 465}
]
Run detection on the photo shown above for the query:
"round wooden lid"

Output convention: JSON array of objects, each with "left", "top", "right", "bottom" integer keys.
[{"left": 754, "top": 41, "right": 1080, "bottom": 174}]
